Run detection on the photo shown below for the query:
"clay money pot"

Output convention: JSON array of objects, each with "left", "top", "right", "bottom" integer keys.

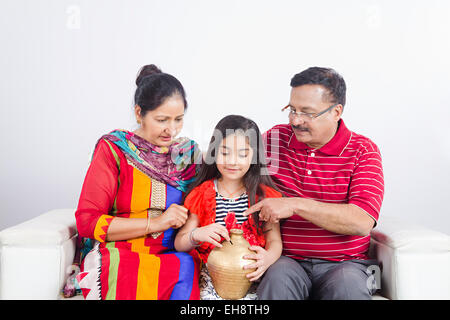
[{"left": 206, "top": 228, "right": 257, "bottom": 299}]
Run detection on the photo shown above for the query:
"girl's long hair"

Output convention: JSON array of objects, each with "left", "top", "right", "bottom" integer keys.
[{"left": 184, "top": 115, "right": 281, "bottom": 229}]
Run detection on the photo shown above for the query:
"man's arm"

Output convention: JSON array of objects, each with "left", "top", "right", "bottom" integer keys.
[
  {"left": 291, "top": 198, "right": 375, "bottom": 236},
  {"left": 244, "top": 197, "right": 375, "bottom": 237},
  {"left": 251, "top": 131, "right": 383, "bottom": 237}
]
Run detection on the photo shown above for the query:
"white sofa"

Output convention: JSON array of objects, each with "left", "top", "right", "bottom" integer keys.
[{"left": 0, "top": 209, "right": 449, "bottom": 300}]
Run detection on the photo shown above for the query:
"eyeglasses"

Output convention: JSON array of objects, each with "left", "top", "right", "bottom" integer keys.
[{"left": 282, "top": 103, "right": 339, "bottom": 121}]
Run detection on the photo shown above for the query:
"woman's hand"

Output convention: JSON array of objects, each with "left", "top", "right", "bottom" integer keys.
[
  {"left": 154, "top": 204, "right": 188, "bottom": 231},
  {"left": 243, "top": 245, "right": 277, "bottom": 282},
  {"left": 192, "top": 223, "right": 231, "bottom": 247}
]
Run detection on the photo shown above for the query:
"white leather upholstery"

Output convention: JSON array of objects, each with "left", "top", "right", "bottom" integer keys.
[
  {"left": 0, "top": 209, "right": 77, "bottom": 299},
  {"left": 0, "top": 209, "right": 449, "bottom": 299},
  {"left": 370, "top": 216, "right": 450, "bottom": 300}
]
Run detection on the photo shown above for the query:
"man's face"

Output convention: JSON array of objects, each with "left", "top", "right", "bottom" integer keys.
[{"left": 288, "top": 84, "right": 342, "bottom": 149}]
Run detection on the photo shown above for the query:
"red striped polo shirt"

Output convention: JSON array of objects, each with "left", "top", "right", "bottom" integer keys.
[{"left": 263, "top": 119, "right": 384, "bottom": 261}]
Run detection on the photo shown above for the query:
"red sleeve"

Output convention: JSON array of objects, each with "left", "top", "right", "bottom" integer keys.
[
  {"left": 75, "top": 139, "right": 118, "bottom": 242},
  {"left": 183, "top": 186, "right": 203, "bottom": 214},
  {"left": 183, "top": 180, "right": 217, "bottom": 227},
  {"left": 261, "top": 184, "right": 283, "bottom": 198},
  {"left": 348, "top": 143, "right": 384, "bottom": 224}
]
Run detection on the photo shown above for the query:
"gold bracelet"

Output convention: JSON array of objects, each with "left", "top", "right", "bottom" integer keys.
[{"left": 145, "top": 216, "right": 151, "bottom": 235}]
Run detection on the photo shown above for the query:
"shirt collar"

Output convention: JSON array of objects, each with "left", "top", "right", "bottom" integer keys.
[{"left": 288, "top": 119, "right": 352, "bottom": 156}]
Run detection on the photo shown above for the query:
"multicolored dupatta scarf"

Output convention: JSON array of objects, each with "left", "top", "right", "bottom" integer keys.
[{"left": 94, "top": 129, "right": 201, "bottom": 192}]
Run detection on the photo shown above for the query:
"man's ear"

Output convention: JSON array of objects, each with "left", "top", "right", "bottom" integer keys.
[{"left": 333, "top": 104, "right": 344, "bottom": 121}]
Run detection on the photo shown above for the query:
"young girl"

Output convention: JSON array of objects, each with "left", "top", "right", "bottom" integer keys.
[{"left": 174, "top": 115, "right": 283, "bottom": 300}]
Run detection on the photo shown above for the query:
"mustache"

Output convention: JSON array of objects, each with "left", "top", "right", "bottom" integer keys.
[{"left": 291, "top": 125, "right": 309, "bottom": 131}]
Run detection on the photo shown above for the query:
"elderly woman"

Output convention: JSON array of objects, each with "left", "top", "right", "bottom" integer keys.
[{"left": 75, "top": 65, "right": 202, "bottom": 300}]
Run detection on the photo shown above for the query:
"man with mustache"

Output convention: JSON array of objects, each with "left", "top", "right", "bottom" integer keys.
[{"left": 244, "top": 67, "right": 384, "bottom": 300}]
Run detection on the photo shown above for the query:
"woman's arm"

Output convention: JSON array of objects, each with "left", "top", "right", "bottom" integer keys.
[
  {"left": 76, "top": 139, "right": 189, "bottom": 243},
  {"left": 106, "top": 203, "right": 188, "bottom": 241},
  {"left": 75, "top": 140, "right": 119, "bottom": 242}
]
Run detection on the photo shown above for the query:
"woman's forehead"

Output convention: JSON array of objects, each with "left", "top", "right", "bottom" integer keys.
[{"left": 148, "top": 96, "right": 185, "bottom": 117}]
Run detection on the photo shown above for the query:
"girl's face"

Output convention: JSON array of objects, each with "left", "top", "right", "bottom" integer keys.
[
  {"left": 134, "top": 95, "right": 185, "bottom": 147},
  {"left": 216, "top": 133, "right": 254, "bottom": 182}
]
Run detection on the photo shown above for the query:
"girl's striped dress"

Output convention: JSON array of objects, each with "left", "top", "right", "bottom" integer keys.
[{"left": 75, "top": 137, "right": 200, "bottom": 300}]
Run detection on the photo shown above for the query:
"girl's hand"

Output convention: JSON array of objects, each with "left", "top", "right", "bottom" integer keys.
[
  {"left": 243, "top": 245, "right": 276, "bottom": 282},
  {"left": 192, "top": 223, "right": 231, "bottom": 247}
]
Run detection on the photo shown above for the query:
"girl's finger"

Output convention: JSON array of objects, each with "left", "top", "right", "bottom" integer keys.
[
  {"left": 217, "top": 227, "right": 231, "bottom": 241},
  {"left": 215, "top": 223, "right": 229, "bottom": 232},
  {"left": 209, "top": 231, "right": 222, "bottom": 242},
  {"left": 243, "top": 254, "right": 258, "bottom": 261},
  {"left": 246, "top": 268, "right": 264, "bottom": 281},
  {"left": 243, "top": 260, "right": 261, "bottom": 270},
  {"left": 249, "top": 273, "right": 263, "bottom": 282},
  {"left": 208, "top": 237, "right": 223, "bottom": 248},
  {"left": 248, "top": 245, "right": 264, "bottom": 252}
]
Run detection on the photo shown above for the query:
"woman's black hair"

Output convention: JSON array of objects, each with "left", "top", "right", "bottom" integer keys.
[
  {"left": 134, "top": 64, "right": 187, "bottom": 116},
  {"left": 184, "top": 115, "right": 281, "bottom": 232}
]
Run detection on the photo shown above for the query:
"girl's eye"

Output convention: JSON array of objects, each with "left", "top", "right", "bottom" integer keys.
[
  {"left": 240, "top": 149, "right": 250, "bottom": 157},
  {"left": 157, "top": 119, "right": 167, "bottom": 123},
  {"left": 176, "top": 118, "right": 183, "bottom": 122}
]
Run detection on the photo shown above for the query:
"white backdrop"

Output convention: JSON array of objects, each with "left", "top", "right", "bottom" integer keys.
[{"left": 1, "top": 0, "right": 449, "bottom": 234}]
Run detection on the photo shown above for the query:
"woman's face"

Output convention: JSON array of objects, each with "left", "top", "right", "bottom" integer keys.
[
  {"left": 135, "top": 95, "right": 185, "bottom": 147},
  {"left": 216, "top": 133, "right": 254, "bottom": 182}
]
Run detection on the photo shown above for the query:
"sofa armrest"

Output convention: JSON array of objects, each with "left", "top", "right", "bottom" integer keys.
[
  {"left": 0, "top": 209, "right": 77, "bottom": 246},
  {"left": 0, "top": 209, "right": 77, "bottom": 299},
  {"left": 370, "top": 216, "right": 450, "bottom": 300}
]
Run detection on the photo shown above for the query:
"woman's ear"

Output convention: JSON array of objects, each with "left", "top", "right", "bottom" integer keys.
[{"left": 135, "top": 105, "right": 142, "bottom": 124}]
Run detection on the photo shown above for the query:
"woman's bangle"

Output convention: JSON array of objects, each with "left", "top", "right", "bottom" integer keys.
[
  {"left": 189, "top": 228, "right": 201, "bottom": 247},
  {"left": 145, "top": 216, "right": 151, "bottom": 235}
]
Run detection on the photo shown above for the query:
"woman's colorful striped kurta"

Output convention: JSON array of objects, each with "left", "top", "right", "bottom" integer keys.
[{"left": 75, "top": 138, "right": 200, "bottom": 300}]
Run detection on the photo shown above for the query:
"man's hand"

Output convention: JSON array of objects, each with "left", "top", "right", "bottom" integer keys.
[{"left": 243, "top": 198, "right": 295, "bottom": 223}]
